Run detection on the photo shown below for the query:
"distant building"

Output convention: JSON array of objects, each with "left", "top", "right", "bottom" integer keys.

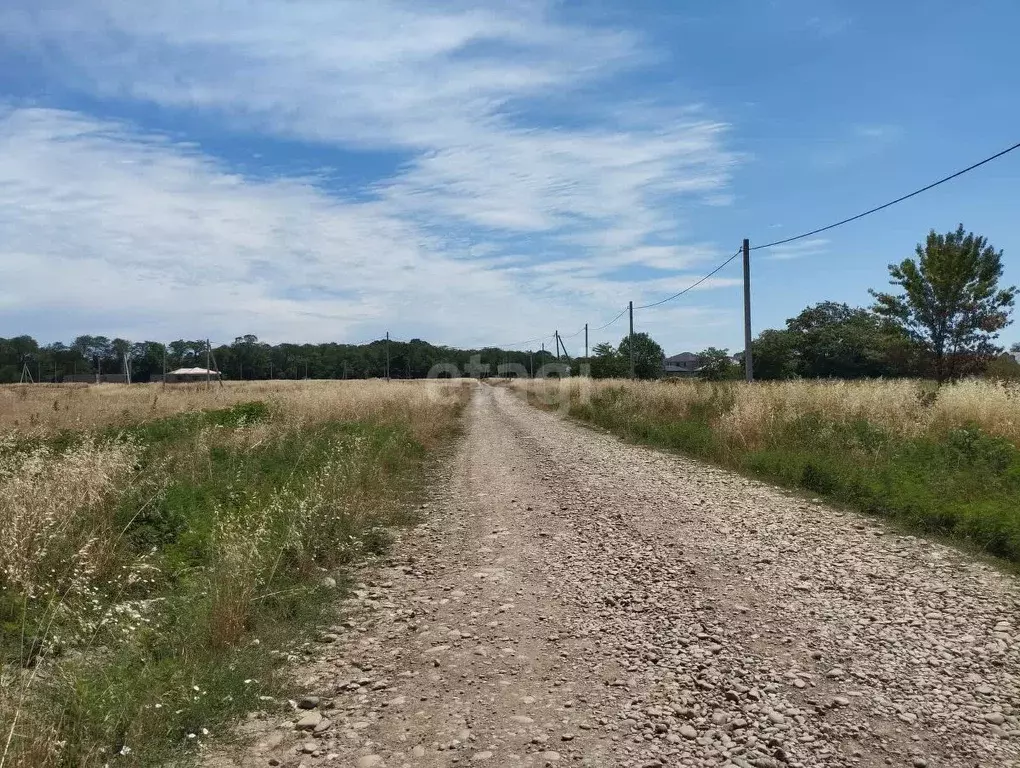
[
  {"left": 152, "top": 367, "right": 222, "bottom": 384},
  {"left": 663, "top": 352, "right": 702, "bottom": 377}
]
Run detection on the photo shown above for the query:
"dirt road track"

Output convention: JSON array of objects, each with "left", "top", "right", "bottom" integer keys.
[{"left": 209, "top": 383, "right": 1019, "bottom": 768}]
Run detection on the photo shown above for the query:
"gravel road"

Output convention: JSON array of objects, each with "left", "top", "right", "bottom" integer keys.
[{"left": 209, "top": 383, "right": 1020, "bottom": 768}]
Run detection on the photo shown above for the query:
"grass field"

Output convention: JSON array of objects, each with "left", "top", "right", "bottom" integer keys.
[
  {"left": 512, "top": 377, "right": 1020, "bottom": 563},
  {"left": 0, "top": 380, "right": 468, "bottom": 767}
]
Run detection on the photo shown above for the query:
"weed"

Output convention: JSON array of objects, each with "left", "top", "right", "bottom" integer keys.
[{"left": 0, "top": 381, "right": 468, "bottom": 767}]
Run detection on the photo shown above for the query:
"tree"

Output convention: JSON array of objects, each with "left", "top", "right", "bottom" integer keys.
[
  {"left": 588, "top": 343, "right": 627, "bottom": 379},
  {"left": 617, "top": 332, "right": 664, "bottom": 380},
  {"left": 697, "top": 347, "right": 739, "bottom": 380},
  {"left": 751, "top": 329, "right": 798, "bottom": 380},
  {"left": 871, "top": 225, "right": 1017, "bottom": 383},
  {"left": 786, "top": 301, "right": 913, "bottom": 379}
]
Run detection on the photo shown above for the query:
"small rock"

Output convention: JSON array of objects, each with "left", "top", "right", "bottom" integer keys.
[
  {"left": 294, "top": 712, "right": 322, "bottom": 731},
  {"left": 767, "top": 711, "right": 786, "bottom": 724},
  {"left": 983, "top": 712, "right": 1006, "bottom": 725},
  {"left": 297, "top": 696, "right": 320, "bottom": 710},
  {"left": 911, "top": 759, "right": 928, "bottom": 768},
  {"left": 679, "top": 725, "right": 697, "bottom": 739},
  {"left": 411, "top": 745, "right": 426, "bottom": 758},
  {"left": 356, "top": 756, "right": 384, "bottom": 768},
  {"left": 472, "top": 751, "right": 493, "bottom": 761}
]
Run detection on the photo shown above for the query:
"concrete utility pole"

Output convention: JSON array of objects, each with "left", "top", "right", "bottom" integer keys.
[
  {"left": 628, "top": 300, "right": 635, "bottom": 379},
  {"left": 385, "top": 332, "right": 390, "bottom": 381},
  {"left": 584, "top": 323, "right": 588, "bottom": 360},
  {"left": 554, "top": 332, "right": 560, "bottom": 361},
  {"left": 529, "top": 350, "right": 534, "bottom": 378},
  {"left": 206, "top": 339, "right": 211, "bottom": 389},
  {"left": 742, "top": 238, "right": 754, "bottom": 382}
]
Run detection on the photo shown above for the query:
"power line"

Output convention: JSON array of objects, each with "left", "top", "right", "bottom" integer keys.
[
  {"left": 590, "top": 305, "right": 630, "bottom": 332},
  {"left": 501, "top": 332, "right": 557, "bottom": 350},
  {"left": 752, "top": 139, "right": 1020, "bottom": 251},
  {"left": 635, "top": 249, "right": 743, "bottom": 309}
]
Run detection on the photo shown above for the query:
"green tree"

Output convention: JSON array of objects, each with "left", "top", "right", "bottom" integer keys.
[
  {"left": 786, "top": 301, "right": 913, "bottom": 379},
  {"left": 618, "top": 332, "right": 664, "bottom": 380},
  {"left": 697, "top": 347, "right": 738, "bottom": 380},
  {"left": 750, "top": 329, "right": 798, "bottom": 380},
  {"left": 588, "top": 342, "right": 628, "bottom": 379},
  {"left": 871, "top": 225, "right": 1017, "bottom": 383}
]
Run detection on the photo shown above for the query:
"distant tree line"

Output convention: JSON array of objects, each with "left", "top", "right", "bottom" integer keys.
[
  {"left": 3, "top": 225, "right": 1016, "bottom": 384},
  {"left": 0, "top": 333, "right": 564, "bottom": 383}
]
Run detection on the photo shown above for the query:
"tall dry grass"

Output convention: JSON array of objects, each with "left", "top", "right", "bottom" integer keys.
[
  {"left": 0, "top": 436, "right": 139, "bottom": 598},
  {"left": 0, "top": 379, "right": 468, "bottom": 767},
  {"left": 0, "top": 379, "right": 464, "bottom": 443},
  {"left": 514, "top": 377, "right": 1020, "bottom": 449}
]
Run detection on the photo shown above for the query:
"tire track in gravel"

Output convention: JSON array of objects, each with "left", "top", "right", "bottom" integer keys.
[{"left": 208, "top": 383, "right": 1019, "bottom": 768}]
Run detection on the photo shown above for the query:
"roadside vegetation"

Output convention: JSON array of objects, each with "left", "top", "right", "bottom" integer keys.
[
  {"left": 513, "top": 376, "right": 1020, "bottom": 563},
  {"left": 0, "top": 380, "right": 467, "bottom": 767}
]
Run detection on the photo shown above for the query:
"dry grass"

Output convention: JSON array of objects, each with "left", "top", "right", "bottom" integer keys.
[
  {"left": 0, "top": 436, "right": 139, "bottom": 599},
  {"left": 512, "top": 377, "right": 1020, "bottom": 448},
  {"left": 0, "top": 379, "right": 464, "bottom": 444},
  {"left": 0, "top": 379, "right": 469, "bottom": 767}
]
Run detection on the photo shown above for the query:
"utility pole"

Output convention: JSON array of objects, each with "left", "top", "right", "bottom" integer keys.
[
  {"left": 206, "top": 339, "right": 211, "bottom": 389},
  {"left": 584, "top": 323, "right": 588, "bottom": 360},
  {"left": 385, "top": 332, "right": 390, "bottom": 381},
  {"left": 162, "top": 346, "right": 167, "bottom": 389},
  {"left": 742, "top": 238, "right": 754, "bottom": 382},
  {"left": 529, "top": 350, "right": 534, "bottom": 378},
  {"left": 269, "top": 359, "right": 273, "bottom": 379},
  {"left": 628, "top": 300, "right": 635, "bottom": 379},
  {"left": 554, "top": 331, "right": 560, "bottom": 361},
  {"left": 343, "top": 360, "right": 348, "bottom": 380}
]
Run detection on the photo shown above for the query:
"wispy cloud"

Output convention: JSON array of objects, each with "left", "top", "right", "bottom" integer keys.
[
  {"left": 762, "top": 238, "right": 829, "bottom": 261},
  {"left": 0, "top": 0, "right": 744, "bottom": 350}
]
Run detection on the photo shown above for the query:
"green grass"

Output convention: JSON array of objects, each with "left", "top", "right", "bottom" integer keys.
[
  {"left": 569, "top": 388, "right": 1020, "bottom": 563},
  {"left": 1, "top": 399, "right": 455, "bottom": 767}
]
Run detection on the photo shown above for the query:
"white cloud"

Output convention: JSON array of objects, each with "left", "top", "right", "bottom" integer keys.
[
  {"left": 762, "top": 238, "right": 829, "bottom": 261},
  {"left": 0, "top": 0, "right": 745, "bottom": 351}
]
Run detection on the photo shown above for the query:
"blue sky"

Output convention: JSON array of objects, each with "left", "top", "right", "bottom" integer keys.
[{"left": 1, "top": 0, "right": 1018, "bottom": 354}]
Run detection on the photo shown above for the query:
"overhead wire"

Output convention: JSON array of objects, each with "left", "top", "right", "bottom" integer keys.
[
  {"left": 751, "top": 139, "right": 1020, "bottom": 251},
  {"left": 590, "top": 305, "right": 630, "bottom": 332},
  {"left": 275, "top": 140, "right": 1020, "bottom": 354},
  {"left": 635, "top": 249, "right": 743, "bottom": 310},
  {"left": 629, "top": 138, "right": 1020, "bottom": 311}
]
